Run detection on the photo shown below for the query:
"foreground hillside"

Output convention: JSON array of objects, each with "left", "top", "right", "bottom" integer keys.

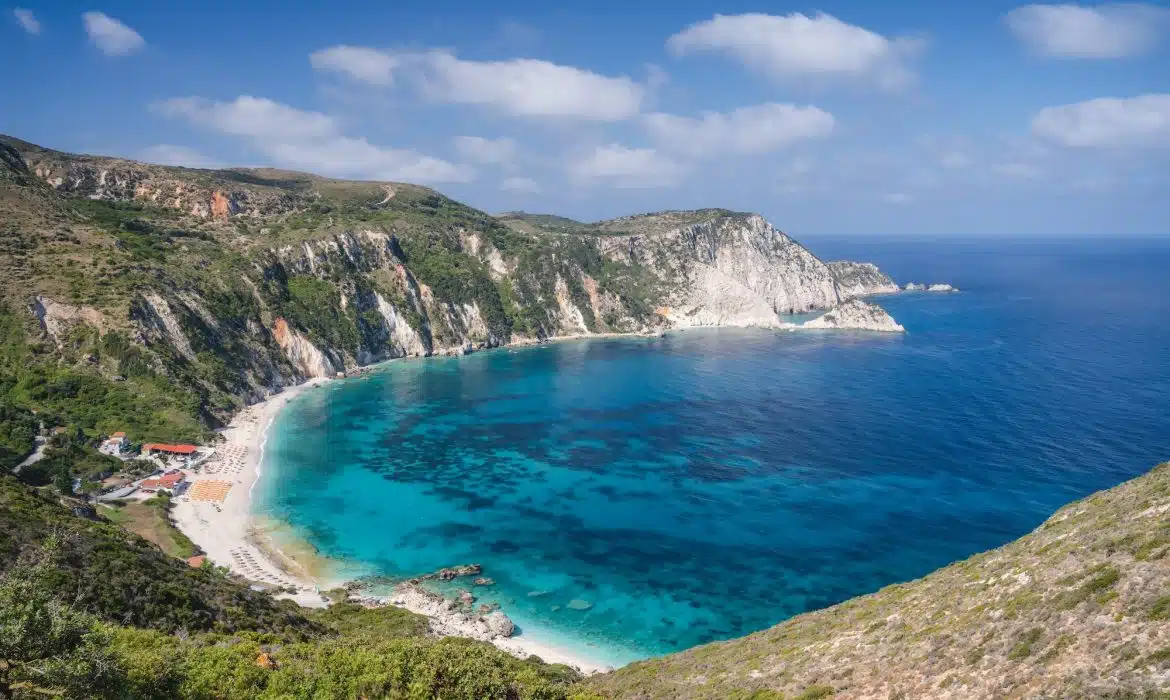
[
  {"left": 2, "top": 461, "right": 1167, "bottom": 698},
  {"left": 586, "top": 463, "right": 1170, "bottom": 699},
  {"left": 0, "top": 135, "right": 894, "bottom": 448},
  {"left": 0, "top": 476, "right": 587, "bottom": 699}
]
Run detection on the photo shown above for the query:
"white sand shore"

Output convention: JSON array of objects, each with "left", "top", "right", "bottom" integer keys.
[
  {"left": 170, "top": 371, "right": 610, "bottom": 674},
  {"left": 172, "top": 377, "right": 331, "bottom": 608}
]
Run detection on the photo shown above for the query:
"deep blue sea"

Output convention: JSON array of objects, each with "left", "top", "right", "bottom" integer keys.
[{"left": 256, "top": 237, "right": 1170, "bottom": 668}]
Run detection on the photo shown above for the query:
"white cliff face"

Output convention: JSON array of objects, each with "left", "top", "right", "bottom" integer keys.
[
  {"left": 801, "top": 299, "right": 905, "bottom": 333},
  {"left": 141, "top": 294, "right": 197, "bottom": 359},
  {"left": 600, "top": 214, "right": 841, "bottom": 329},
  {"left": 272, "top": 318, "right": 336, "bottom": 377},
  {"left": 374, "top": 293, "right": 428, "bottom": 358},
  {"left": 828, "top": 261, "right": 900, "bottom": 299},
  {"left": 661, "top": 266, "right": 797, "bottom": 329},
  {"left": 553, "top": 276, "right": 590, "bottom": 333}
]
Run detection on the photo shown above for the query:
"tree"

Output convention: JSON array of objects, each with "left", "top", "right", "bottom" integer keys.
[{"left": 0, "top": 539, "right": 125, "bottom": 699}]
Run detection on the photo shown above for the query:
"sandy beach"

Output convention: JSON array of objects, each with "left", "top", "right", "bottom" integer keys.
[
  {"left": 170, "top": 371, "right": 611, "bottom": 674},
  {"left": 172, "top": 377, "right": 332, "bottom": 608}
]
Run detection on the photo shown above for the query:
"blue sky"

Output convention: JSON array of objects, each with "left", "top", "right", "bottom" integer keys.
[{"left": 4, "top": 1, "right": 1168, "bottom": 236}]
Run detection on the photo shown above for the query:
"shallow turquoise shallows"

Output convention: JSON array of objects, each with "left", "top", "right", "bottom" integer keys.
[{"left": 255, "top": 237, "right": 1170, "bottom": 668}]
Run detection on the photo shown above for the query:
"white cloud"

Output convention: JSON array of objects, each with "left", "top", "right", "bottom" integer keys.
[
  {"left": 880, "top": 192, "right": 913, "bottom": 204},
  {"left": 568, "top": 144, "right": 682, "bottom": 188},
  {"left": 13, "top": 8, "right": 39, "bottom": 35},
  {"left": 992, "top": 162, "right": 1045, "bottom": 179},
  {"left": 644, "top": 103, "right": 834, "bottom": 157},
  {"left": 308, "top": 46, "right": 644, "bottom": 120},
  {"left": 138, "top": 145, "right": 222, "bottom": 169},
  {"left": 82, "top": 11, "right": 145, "bottom": 56},
  {"left": 501, "top": 176, "right": 541, "bottom": 193},
  {"left": 667, "top": 12, "right": 921, "bottom": 89},
  {"left": 415, "top": 50, "right": 643, "bottom": 120},
  {"left": 263, "top": 136, "right": 472, "bottom": 183},
  {"left": 154, "top": 95, "right": 473, "bottom": 183},
  {"left": 1004, "top": 3, "right": 1169, "bottom": 58},
  {"left": 453, "top": 136, "right": 517, "bottom": 164},
  {"left": 154, "top": 96, "right": 335, "bottom": 140},
  {"left": 1033, "top": 94, "right": 1170, "bottom": 147},
  {"left": 310, "top": 46, "right": 399, "bottom": 86}
]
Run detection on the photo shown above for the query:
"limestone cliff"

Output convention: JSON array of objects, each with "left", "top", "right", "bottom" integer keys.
[
  {"left": 801, "top": 299, "right": 905, "bottom": 332},
  {"left": 0, "top": 134, "right": 904, "bottom": 431},
  {"left": 598, "top": 213, "right": 841, "bottom": 328},
  {"left": 828, "top": 261, "right": 900, "bottom": 298}
]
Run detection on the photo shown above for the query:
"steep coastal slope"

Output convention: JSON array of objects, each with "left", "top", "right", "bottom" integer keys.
[
  {"left": 586, "top": 463, "right": 1170, "bottom": 699},
  {"left": 0, "top": 135, "right": 899, "bottom": 444}
]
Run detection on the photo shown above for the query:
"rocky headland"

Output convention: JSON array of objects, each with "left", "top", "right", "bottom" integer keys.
[
  {"left": 1, "top": 134, "right": 915, "bottom": 439},
  {"left": 800, "top": 298, "right": 906, "bottom": 332}
]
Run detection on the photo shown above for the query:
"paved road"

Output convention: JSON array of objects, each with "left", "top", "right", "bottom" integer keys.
[{"left": 14, "top": 436, "right": 48, "bottom": 475}]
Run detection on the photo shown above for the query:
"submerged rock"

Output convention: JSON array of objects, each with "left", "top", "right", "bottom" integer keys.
[
  {"left": 473, "top": 576, "right": 494, "bottom": 586},
  {"left": 567, "top": 599, "right": 594, "bottom": 611},
  {"left": 800, "top": 299, "right": 905, "bottom": 333},
  {"left": 433, "top": 564, "right": 483, "bottom": 581},
  {"left": 458, "top": 589, "right": 475, "bottom": 606}
]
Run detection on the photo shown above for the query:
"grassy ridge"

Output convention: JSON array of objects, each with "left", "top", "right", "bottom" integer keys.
[{"left": 585, "top": 463, "right": 1170, "bottom": 699}]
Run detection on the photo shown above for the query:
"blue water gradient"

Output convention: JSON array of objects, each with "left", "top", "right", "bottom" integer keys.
[{"left": 255, "top": 237, "right": 1170, "bottom": 667}]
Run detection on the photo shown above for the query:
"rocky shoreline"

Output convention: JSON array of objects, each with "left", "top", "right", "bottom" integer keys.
[{"left": 341, "top": 564, "right": 613, "bottom": 674}]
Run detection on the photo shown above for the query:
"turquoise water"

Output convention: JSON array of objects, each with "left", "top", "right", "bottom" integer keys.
[{"left": 256, "top": 237, "right": 1170, "bottom": 667}]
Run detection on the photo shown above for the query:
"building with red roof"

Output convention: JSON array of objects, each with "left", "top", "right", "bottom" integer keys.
[
  {"left": 139, "top": 470, "right": 186, "bottom": 493},
  {"left": 142, "top": 443, "right": 198, "bottom": 456}
]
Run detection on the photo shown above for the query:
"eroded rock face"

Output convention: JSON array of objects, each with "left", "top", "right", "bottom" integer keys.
[
  {"left": 801, "top": 299, "right": 905, "bottom": 333},
  {"left": 828, "top": 261, "right": 900, "bottom": 299},
  {"left": 599, "top": 214, "right": 843, "bottom": 329},
  {"left": 271, "top": 317, "right": 336, "bottom": 378},
  {"left": 29, "top": 296, "right": 107, "bottom": 344}
]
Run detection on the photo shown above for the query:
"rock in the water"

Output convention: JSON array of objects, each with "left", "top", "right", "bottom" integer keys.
[
  {"left": 457, "top": 589, "right": 475, "bottom": 605},
  {"left": 567, "top": 599, "right": 594, "bottom": 611},
  {"left": 436, "top": 564, "right": 482, "bottom": 581},
  {"left": 485, "top": 611, "right": 515, "bottom": 638},
  {"left": 904, "top": 282, "right": 957, "bottom": 292},
  {"left": 473, "top": 577, "right": 494, "bottom": 586},
  {"left": 800, "top": 299, "right": 904, "bottom": 333}
]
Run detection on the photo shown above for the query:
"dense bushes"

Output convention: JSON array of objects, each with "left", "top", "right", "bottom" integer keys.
[
  {"left": 0, "top": 477, "right": 320, "bottom": 638},
  {"left": 0, "top": 401, "right": 36, "bottom": 470},
  {"left": 0, "top": 307, "right": 207, "bottom": 443},
  {"left": 0, "top": 477, "right": 587, "bottom": 699}
]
